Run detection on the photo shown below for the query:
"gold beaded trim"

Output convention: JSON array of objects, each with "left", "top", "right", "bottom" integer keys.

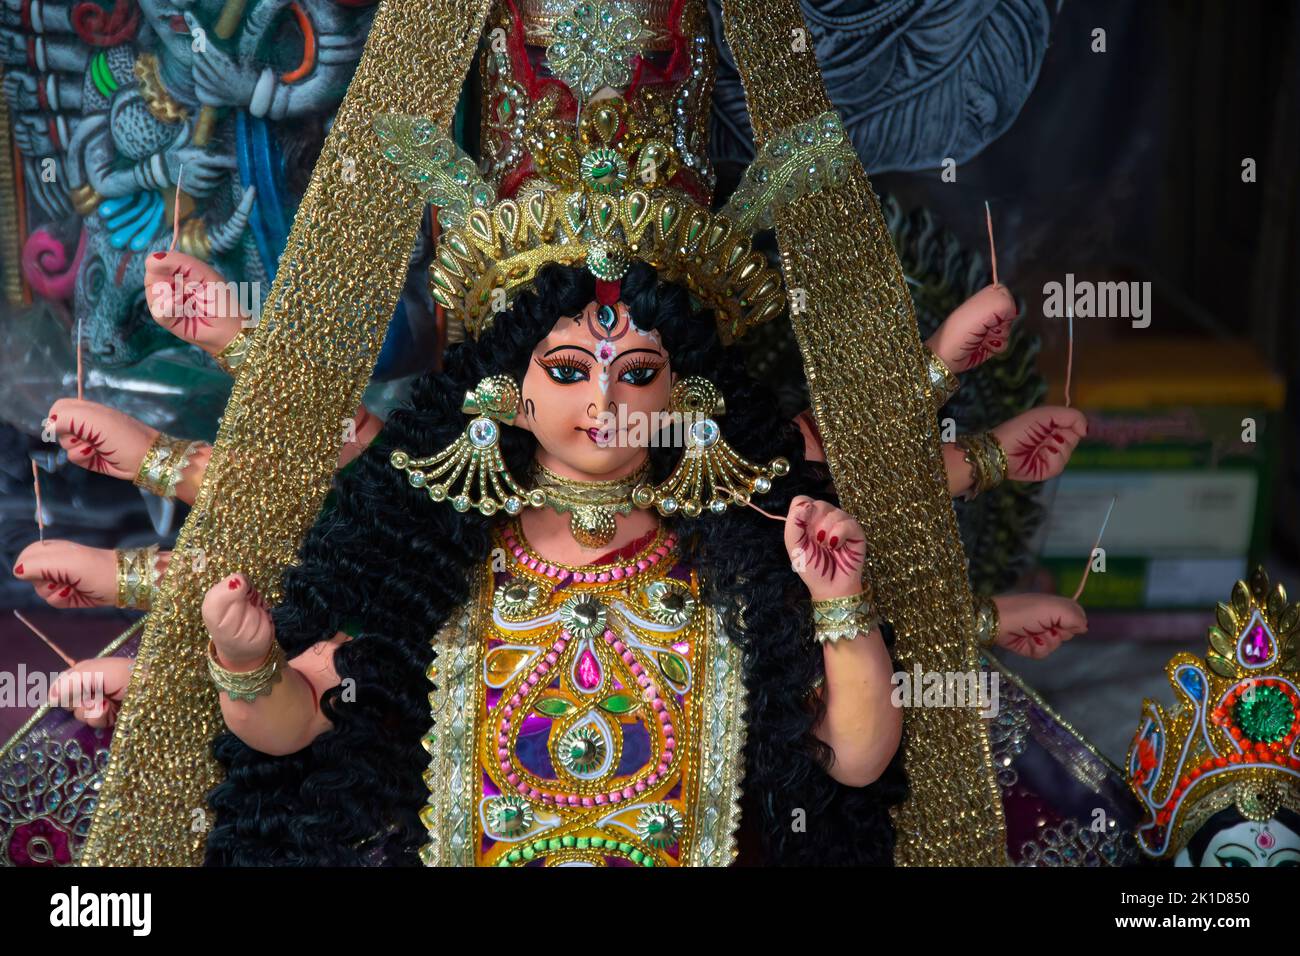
[
  {"left": 506, "top": 515, "right": 673, "bottom": 579},
  {"left": 954, "top": 432, "right": 1008, "bottom": 501},
  {"left": 715, "top": 0, "right": 1007, "bottom": 865},
  {"left": 133, "top": 434, "right": 202, "bottom": 500},
  {"left": 81, "top": 0, "right": 497, "bottom": 868},
  {"left": 116, "top": 545, "right": 161, "bottom": 611}
]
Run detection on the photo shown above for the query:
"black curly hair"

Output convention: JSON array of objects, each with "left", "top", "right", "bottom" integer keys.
[{"left": 203, "top": 263, "right": 907, "bottom": 866}]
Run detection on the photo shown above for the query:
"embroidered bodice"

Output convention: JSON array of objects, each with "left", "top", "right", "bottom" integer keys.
[{"left": 419, "top": 520, "right": 747, "bottom": 866}]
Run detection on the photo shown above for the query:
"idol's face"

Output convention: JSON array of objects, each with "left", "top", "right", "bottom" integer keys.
[
  {"left": 517, "top": 301, "right": 673, "bottom": 478},
  {"left": 1176, "top": 818, "right": 1300, "bottom": 867}
]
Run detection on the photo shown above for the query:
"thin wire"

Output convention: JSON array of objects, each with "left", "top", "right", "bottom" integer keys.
[
  {"left": 1064, "top": 305, "right": 1075, "bottom": 408},
  {"left": 76, "top": 313, "right": 84, "bottom": 401},
  {"left": 742, "top": 498, "right": 787, "bottom": 522},
  {"left": 985, "top": 200, "right": 998, "bottom": 287},
  {"left": 31, "top": 459, "right": 44, "bottom": 544},
  {"left": 13, "top": 610, "right": 77, "bottom": 667},
  {"left": 169, "top": 164, "right": 185, "bottom": 252},
  {"left": 1072, "top": 495, "right": 1117, "bottom": 601}
]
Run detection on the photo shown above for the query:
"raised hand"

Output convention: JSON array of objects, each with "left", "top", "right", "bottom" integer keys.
[
  {"left": 991, "top": 406, "right": 1087, "bottom": 484},
  {"left": 12, "top": 540, "right": 118, "bottom": 609},
  {"left": 927, "top": 284, "right": 1018, "bottom": 373},
  {"left": 992, "top": 593, "right": 1087, "bottom": 659},
  {"left": 48, "top": 657, "right": 134, "bottom": 728},
  {"left": 144, "top": 250, "right": 248, "bottom": 353},
  {"left": 201, "top": 573, "right": 274, "bottom": 670},
  {"left": 784, "top": 496, "right": 868, "bottom": 600}
]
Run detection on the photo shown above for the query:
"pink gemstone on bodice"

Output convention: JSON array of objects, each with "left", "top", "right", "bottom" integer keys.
[
  {"left": 1243, "top": 623, "right": 1273, "bottom": 663},
  {"left": 576, "top": 647, "right": 602, "bottom": 690}
]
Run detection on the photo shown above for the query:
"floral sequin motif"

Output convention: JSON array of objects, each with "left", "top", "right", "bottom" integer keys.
[{"left": 420, "top": 521, "right": 748, "bottom": 867}]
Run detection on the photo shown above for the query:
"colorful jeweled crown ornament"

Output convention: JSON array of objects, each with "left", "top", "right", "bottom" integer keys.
[
  {"left": 1127, "top": 567, "right": 1300, "bottom": 859},
  {"left": 371, "top": 0, "right": 855, "bottom": 343}
]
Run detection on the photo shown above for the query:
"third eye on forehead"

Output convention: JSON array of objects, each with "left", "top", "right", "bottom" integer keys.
[{"left": 540, "top": 310, "right": 663, "bottom": 356}]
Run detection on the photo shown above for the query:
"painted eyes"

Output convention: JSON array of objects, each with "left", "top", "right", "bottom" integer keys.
[
  {"left": 536, "top": 355, "right": 591, "bottom": 384},
  {"left": 618, "top": 361, "right": 663, "bottom": 386},
  {"left": 536, "top": 354, "right": 665, "bottom": 387}
]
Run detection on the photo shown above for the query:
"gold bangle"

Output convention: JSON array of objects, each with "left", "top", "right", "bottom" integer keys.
[
  {"left": 811, "top": 589, "right": 878, "bottom": 645},
  {"left": 116, "top": 545, "right": 161, "bottom": 610},
  {"left": 214, "top": 327, "right": 253, "bottom": 376},
  {"left": 133, "top": 433, "right": 202, "bottom": 499},
  {"left": 954, "top": 431, "right": 1008, "bottom": 500},
  {"left": 925, "top": 348, "right": 960, "bottom": 412},
  {"left": 206, "top": 639, "right": 286, "bottom": 703},
  {"left": 973, "top": 594, "right": 1000, "bottom": 649}
]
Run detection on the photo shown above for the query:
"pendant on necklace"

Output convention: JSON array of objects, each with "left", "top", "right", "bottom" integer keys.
[{"left": 570, "top": 506, "right": 617, "bottom": 549}]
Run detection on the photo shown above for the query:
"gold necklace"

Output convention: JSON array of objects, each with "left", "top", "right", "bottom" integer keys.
[{"left": 530, "top": 457, "right": 651, "bottom": 548}]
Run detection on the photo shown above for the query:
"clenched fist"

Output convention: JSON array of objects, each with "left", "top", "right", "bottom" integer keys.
[
  {"left": 201, "top": 573, "right": 274, "bottom": 670},
  {"left": 784, "top": 496, "right": 868, "bottom": 601}
]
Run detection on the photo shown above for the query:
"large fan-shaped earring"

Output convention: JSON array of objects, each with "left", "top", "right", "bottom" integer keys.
[
  {"left": 388, "top": 375, "right": 546, "bottom": 517},
  {"left": 632, "top": 376, "right": 789, "bottom": 518}
]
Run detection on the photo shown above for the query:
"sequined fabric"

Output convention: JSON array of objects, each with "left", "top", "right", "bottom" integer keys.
[
  {"left": 716, "top": 0, "right": 1005, "bottom": 864},
  {"left": 80, "top": 0, "right": 496, "bottom": 865},
  {"left": 421, "top": 522, "right": 746, "bottom": 866}
]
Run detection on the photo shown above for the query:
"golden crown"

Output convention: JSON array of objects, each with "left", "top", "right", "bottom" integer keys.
[
  {"left": 372, "top": 0, "right": 856, "bottom": 343},
  {"left": 1126, "top": 567, "right": 1300, "bottom": 858}
]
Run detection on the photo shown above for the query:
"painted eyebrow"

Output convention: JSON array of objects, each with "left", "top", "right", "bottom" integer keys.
[
  {"left": 615, "top": 348, "right": 664, "bottom": 360},
  {"left": 540, "top": 343, "right": 665, "bottom": 358},
  {"left": 543, "top": 345, "right": 598, "bottom": 359}
]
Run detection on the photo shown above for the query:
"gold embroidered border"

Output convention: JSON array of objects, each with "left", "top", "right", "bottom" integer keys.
[
  {"left": 420, "top": 595, "right": 484, "bottom": 867},
  {"left": 716, "top": 0, "right": 1006, "bottom": 864},
  {"left": 688, "top": 601, "right": 748, "bottom": 866},
  {"left": 80, "top": 0, "right": 495, "bottom": 865}
]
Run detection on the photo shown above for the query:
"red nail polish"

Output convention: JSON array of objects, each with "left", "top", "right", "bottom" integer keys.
[
  {"left": 47, "top": 582, "right": 57, "bottom": 590},
  {"left": 152, "top": 252, "right": 167, "bottom": 260},
  {"left": 1033, "top": 635, "right": 1044, "bottom": 645},
  {"left": 228, "top": 578, "right": 240, "bottom": 589},
  {"left": 59, "top": 586, "right": 71, "bottom": 597},
  {"left": 13, "top": 564, "right": 22, "bottom": 575},
  {"left": 829, "top": 536, "right": 838, "bottom": 547},
  {"left": 49, "top": 414, "right": 56, "bottom": 421},
  {"left": 816, "top": 530, "right": 825, "bottom": 542}
]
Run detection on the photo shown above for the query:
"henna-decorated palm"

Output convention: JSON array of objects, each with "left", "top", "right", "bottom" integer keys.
[
  {"left": 202, "top": 573, "right": 275, "bottom": 670},
  {"left": 992, "top": 593, "right": 1087, "bottom": 660},
  {"left": 991, "top": 406, "right": 1087, "bottom": 484},
  {"left": 926, "top": 283, "right": 1017, "bottom": 373},
  {"left": 144, "top": 250, "right": 382, "bottom": 466},
  {"left": 784, "top": 496, "right": 868, "bottom": 601},
  {"left": 45, "top": 397, "right": 213, "bottom": 501},
  {"left": 12, "top": 540, "right": 119, "bottom": 609},
  {"left": 144, "top": 251, "right": 249, "bottom": 354},
  {"left": 49, "top": 658, "right": 134, "bottom": 729}
]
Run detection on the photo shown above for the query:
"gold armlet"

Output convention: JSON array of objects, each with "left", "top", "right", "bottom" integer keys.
[
  {"left": 116, "top": 545, "right": 162, "bottom": 610},
  {"left": 925, "top": 348, "right": 960, "bottom": 412},
  {"left": 811, "top": 588, "right": 879, "bottom": 645},
  {"left": 206, "top": 639, "right": 286, "bottom": 703},
  {"left": 213, "top": 327, "right": 253, "bottom": 376},
  {"left": 133, "top": 433, "right": 203, "bottom": 499},
  {"left": 954, "top": 431, "right": 1008, "bottom": 500},
  {"left": 973, "top": 595, "right": 1000, "bottom": 649}
]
